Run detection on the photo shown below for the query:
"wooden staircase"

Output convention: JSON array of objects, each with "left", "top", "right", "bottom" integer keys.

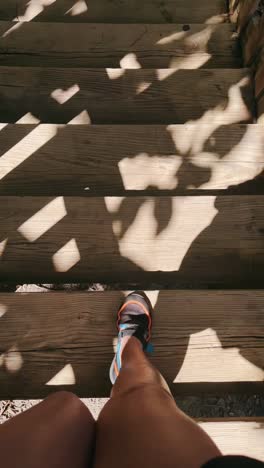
[{"left": 0, "top": 0, "right": 263, "bottom": 459}]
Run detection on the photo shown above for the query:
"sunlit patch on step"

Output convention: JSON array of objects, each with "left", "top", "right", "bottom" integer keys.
[
  {"left": 205, "top": 14, "right": 228, "bottom": 24},
  {"left": 118, "top": 153, "right": 180, "bottom": 189},
  {"left": 0, "top": 239, "right": 8, "bottom": 258},
  {"left": 52, "top": 239, "right": 81, "bottom": 272},
  {"left": 117, "top": 197, "right": 217, "bottom": 271},
  {"left": 184, "top": 25, "right": 216, "bottom": 50},
  {"left": 46, "top": 364, "right": 76, "bottom": 385},
  {"left": 106, "top": 69, "right": 125, "bottom": 80},
  {"left": 17, "top": 0, "right": 56, "bottom": 21},
  {"left": 104, "top": 197, "right": 125, "bottom": 214},
  {"left": 136, "top": 82, "right": 152, "bottom": 95},
  {"left": 65, "top": 0, "right": 88, "bottom": 16},
  {"left": 18, "top": 197, "right": 67, "bottom": 242},
  {"left": 2, "top": 22, "right": 23, "bottom": 38},
  {"left": 169, "top": 53, "right": 211, "bottom": 70},
  {"left": 120, "top": 53, "right": 141, "bottom": 69},
  {"left": 174, "top": 329, "right": 264, "bottom": 383},
  {"left": 112, "top": 220, "right": 122, "bottom": 237},
  {"left": 0, "top": 124, "right": 57, "bottom": 181},
  {"left": 156, "top": 69, "right": 176, "bottom": 81},
  {"left": 51, "top": 84, "right": 80, "bottom": 105},
  {"left": 0, "top": 346, "right": 23, "bottom": 374},
  {"left": 156, "top": 31, "right": 186, "bottom": 45},
  {"left": 0, "top": 123, "right": 7, "bottom": 131},
  {"left": 68, "top": 110, "right": 91, "bottom": 124},
  {"left": 0, "top": 303, "right": 7, "bottom": 318},
  {"left": 17, "top": 113, "right": 41, "bottom": 124}
]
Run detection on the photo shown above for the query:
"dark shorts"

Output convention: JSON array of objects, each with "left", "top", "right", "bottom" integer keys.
[{"left": 203, "top": 456, "right": 264, "bottom": 467}]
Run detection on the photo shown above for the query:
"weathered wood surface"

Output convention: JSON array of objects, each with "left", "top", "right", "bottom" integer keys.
[
  {"left": 0, "top": 291, "right": 263, "bottom": 398},
  {"left": 0, "top": 68, "right": 254, "bottom": 124},
  {"left": 0, "top": 196, "right": 264, "bottom": 286},
  {"left": 0, "top": 0, "right": 228, "bottom": 24},
  {"left": 0, "top": 124, "right": 263, "bottom": 195},
  {"left": 0, "top": 22, "right": 241, "bottom": 69},
  {"left": 200, "top": 420, "right": 264, "bottom": 461}
]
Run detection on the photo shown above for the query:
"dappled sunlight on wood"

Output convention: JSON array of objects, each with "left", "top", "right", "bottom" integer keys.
[
  {"left": 0, "top": 239, "right": 8, "bottom": 257},
  {"left": 0, "top": 303, "right": 7, "bottom": 318},
  {"left": 169, "top": 53, "right": 212, "bottom": 70},
  {"left": 166, "top": 123, "right": 264, "bottom": 190},
  {"left": 136, "top": 81, "right": 152, "bottom": 95},
  {"left": 205, "top": 14, "right": 229, "bottom": 24},
  {"left": 46, "top": 364, "right": 76, "bottom": 385},
  {"left": 115, "top": 196, "right": 218, "bottom": 271},
  {"left": 0, "top": 125, "right": 57, "bottom": 180},
  {"left": 68, "top": 110, "right": 91, "bottom": 124},
  {"left": 157, "top": 30, "right": 187, "bottom": 45},
  {"left": 174, "top": 328, "right": 264, "bottom": 383},
  {"left": 104, "top": 197, "right": 125, "bottom": 214},
  {"left": 52, "top": 238, "right": 81, "bottom": 272},
  {"left": 65, "top": 0, "right": 88, "bottom": 16},
  {"left": 106, "top": 68, "right": 125, "bottom": 80},
  {"left": 120, "top": 53, "right": 141, "bottom": 69},
  {"left": 17, "top": 113, "right": 41, "bottom": 124},
  {"left": 51, "top": 84, "right": 80, "bottom": 105},
  {"left": 18, "top": 196, "right": 67, "bottom": 242},
  {"left": 1, "top": 346, "right": 23, "bottom": 374},
  {"left": 118, "top": 154, "right": 180, "bottom": 190},
  {"left": 18, "top": 0, "right": 57, "bottom": 21}
]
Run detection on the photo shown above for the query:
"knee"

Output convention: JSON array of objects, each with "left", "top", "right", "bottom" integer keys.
[{"left": 45, "top": 391, "right": 94, "bottom": 425}]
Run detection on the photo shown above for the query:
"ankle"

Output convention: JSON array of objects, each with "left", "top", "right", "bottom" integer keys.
[{"left": 121, "top": 336, "right": 144, "bottom": 361}]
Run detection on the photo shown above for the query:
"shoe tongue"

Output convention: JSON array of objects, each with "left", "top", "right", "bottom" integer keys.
[{"left": 120, "top": 306, "right": 144, "bottom": 324}]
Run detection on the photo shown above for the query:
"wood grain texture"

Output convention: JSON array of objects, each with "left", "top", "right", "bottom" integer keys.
[
  {"left": 200, "top": 421, "right": 264, "bottom": 461},
  {"left": 0, "top": 196, "right": 264, "bottom": 286},
  {"left": 0, "top": 22, "right": 241, "bottom": 69},
  {"left": 0, "top": 68, "right": 254, "bottom": 124},
  {"left": 0, "top": 0, "right": 228, "bottom": 24},
  {"left": 0, "top": 291, "right": 263, "bottom": 398},
  {"left": 0, "top": 124, "right": 263, "bottom": 195}
]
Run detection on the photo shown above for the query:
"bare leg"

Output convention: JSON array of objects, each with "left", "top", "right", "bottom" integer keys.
[
  {"left": 0, "top": 391, "right": 95, "bottom": 468},
  {"left": 95, "top": 337, "right": 221, "bottom": 468}
]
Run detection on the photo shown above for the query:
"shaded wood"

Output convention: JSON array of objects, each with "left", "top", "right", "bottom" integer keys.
[
  {"left": 200, "top": 420, "right": 264, "bottom": 460},
  {"left": 0, "top": 22, "right": 241, "bottom": 69},
  {"left": 0, "top": 196, "right": 264, "bottom": 286},
  {"left": 0, "top": 68, "right": 254, "bottom": 124},
  {"left": 1, "top": 0, "right": 228, "bottom": 24},
  {"left": 0, "top": 291, "right": 263, "bottom": 398},
  {"left": 0, "top": 124, "right": 263, "bottom": 195}
]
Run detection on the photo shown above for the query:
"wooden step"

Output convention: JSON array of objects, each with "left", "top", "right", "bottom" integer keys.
[
  {"left": 0, "top": 68, "right": 253, "bottom": 124},
  {"left": 0, "top": 195, "right": 264, "bottom": 286},
  {"left": 0, "top": 22, "right": 241, "bottom": 69},
  {"left": 0, "top": 124, "right": 263, "bottom": 195},
  {"left": 0, "top": 291, "right": 263, "bottom": 398},
  {"left": 1, "top": 1, "right": 228, "bottom": 24},
  {"left": 200, "top": 420, "right": 264, "bottom": 461}
]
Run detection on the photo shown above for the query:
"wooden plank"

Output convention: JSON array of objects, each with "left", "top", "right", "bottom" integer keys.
[
  {"left": 0, "top": 196, "right": 264, "bottom": 286},
  {"left": 1, "top": 0, "right": 228, "bottom": 24},
  {"left": 0, "top": 22, "right": 241, "bottom": 69},
  {"left": 200, "top": 421, "right": 264, "bottom": 461},
  {"left": 0, "top": 68, "right": 254, "bottom": 124},
  {"left": 0, "top": 124, "right": 263, "bottom": 195},
  {"left": 0, "top": 291, "right": 263, "bottom": 398}
]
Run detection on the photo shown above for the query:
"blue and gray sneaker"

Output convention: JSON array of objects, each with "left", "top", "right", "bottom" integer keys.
[{"left": 109, "top": 291, "right": 153, "bottom": 385}]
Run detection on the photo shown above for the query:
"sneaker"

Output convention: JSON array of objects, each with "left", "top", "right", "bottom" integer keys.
[{"left": 109, "top": 291, "right": 153, "bottom": 385}]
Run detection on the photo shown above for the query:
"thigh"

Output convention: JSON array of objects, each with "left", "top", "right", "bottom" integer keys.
[
  {"left": 0, "top": 392, "right": 95, "bottom": 468},
  {"left": 95, "top": 385, "right": 220, "bottom": 468}
]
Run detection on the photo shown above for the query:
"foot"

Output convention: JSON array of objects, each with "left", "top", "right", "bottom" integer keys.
[{"left": 109, "top": 291, "right": 153, "bottom": 385}]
